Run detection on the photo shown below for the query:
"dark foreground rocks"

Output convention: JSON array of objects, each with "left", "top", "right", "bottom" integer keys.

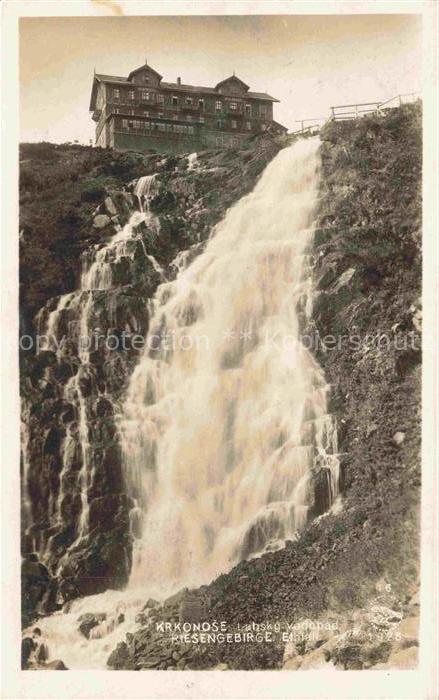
[{"left": 22, "top": 628, "right": 68, "bottom": 670}]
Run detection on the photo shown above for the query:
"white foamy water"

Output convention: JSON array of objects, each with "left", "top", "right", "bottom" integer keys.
[
  {"left": 31, "top": 140, "right": 339, "bottom": 669},
  {"left": 120, "top": 137, "right": 339, "bottom": 596}
]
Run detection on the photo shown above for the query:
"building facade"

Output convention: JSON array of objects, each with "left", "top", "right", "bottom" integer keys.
[{"left": 89, "top": 62, "right": 287, "bottom": 154}]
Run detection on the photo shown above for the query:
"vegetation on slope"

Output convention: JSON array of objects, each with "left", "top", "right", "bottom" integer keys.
[
  {"left": 19, "top": 137, "right": 280, "bottom": 336},
  {"left": 110, "top": 104, "right": 422, "bottom": 670}
]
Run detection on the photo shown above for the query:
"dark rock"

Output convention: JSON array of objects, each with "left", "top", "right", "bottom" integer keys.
[
  {"left": 21, "top": 637, "right": 36, "bottom": 668},
  {"left": 78, "top": 612, "right": 107, "bottom": 639},
  {"left": 107, "top": 641, "right": 129, "bottom": 670},
  {"left": 45, "top": 659, "right": 68, "bottom": 670}
]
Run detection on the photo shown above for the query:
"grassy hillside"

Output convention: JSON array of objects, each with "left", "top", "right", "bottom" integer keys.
[{"left": 19, "top": 137, "right": 280, "bottom": 335}]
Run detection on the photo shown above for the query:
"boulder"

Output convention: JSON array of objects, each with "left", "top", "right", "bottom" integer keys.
[
  {"left": 93, "top": 214, "right": 111, "bottom": 229},
  {"left": 392, "top": 431, "right": 405, "bottom": 446},
  {"left": 45, "top": 659, "right": 68, "bottom": 670},
  {"left": 21, "top": 637, "right": 36, "bottom": 668},
  {"left": 78, "top": 612, "right": 107, "bottom": 639},
  {"left": 105, "top": 197, "right": 118, "bottom": 216}
]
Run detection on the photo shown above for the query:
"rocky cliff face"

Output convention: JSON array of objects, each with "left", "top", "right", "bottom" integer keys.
[
  {"left": 20, "top": 137, "right": 282, "bottom": 625},
  {"left": 20, "top": 103, "right": 422, "bottom": 672},
  {"left": 104, "top": 104, "right": 422, "bottom": 671}
]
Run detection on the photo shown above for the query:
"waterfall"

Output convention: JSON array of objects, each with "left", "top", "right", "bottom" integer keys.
[
  {"left": 24, "top": 138, "right": 340, "bottom": 671},
  {"left": 30, "top": 186, "right": 162, "bottom": 570},
  {"left": 120, "top": 137, "right": 339, "bottom": 597}
]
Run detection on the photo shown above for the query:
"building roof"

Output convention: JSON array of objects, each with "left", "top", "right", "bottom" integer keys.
[
  {"left": 215, "top": 75, "right": 250, "bottom": 92},
  {"left": 90, "top": 70, "right": 279, "bottom": 110},
  {"left": 128, "top": 63, "right": 163, "bottom": 81},
  {"left": 95, "top": 73, "right": 129, "bottom": 84}
]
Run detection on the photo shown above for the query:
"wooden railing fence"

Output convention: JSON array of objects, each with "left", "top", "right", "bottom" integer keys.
[{"left": 291, "top": 93, "right": 421, "bottom": 136}]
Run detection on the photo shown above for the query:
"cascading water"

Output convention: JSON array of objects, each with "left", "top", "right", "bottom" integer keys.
[
  {"left": 29, "top": 178, "right": 162, "bottom": 568},
  {"left": 120, "top": 137, "right": 339, "bottom": 597},
  {"left": 24, "top": 139, "right": 339, "bottom": 670}
]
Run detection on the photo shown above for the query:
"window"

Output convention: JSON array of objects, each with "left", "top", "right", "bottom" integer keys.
[
  {"left": 198, "top": 99, "right": 204, "bottom": 110},
  {"left": 157, "top": 94, "right": 164, "bottom": 104},
  {"left": 158, "top": 113, "right": 164, "bottom": 119},
  {"left": 215, "top": 100, "right": 222, "bottom": 112},
  {"left": 216, "top": 136, "right": 222, "bottom": 147},
  {"left": 185, "top": 97, "right": 193, "bottom": 106},
  {"left": 144, "top": 76, "right": 150, "bottom": 84},
  {"left": 231, "top": 120, "right": 237, "bottom": 129},
  {"left": 230, "top": 102, "right": 237, "bottom": 111},
  {"left": 172, "top": 96, "right": 178, "bottom": 106},
  {"left": 188, "top": 125, "right": 194, "bottom": 134},
  {"left": 122, "top": 119, "right": 128, "bottom": 128},
  {"left": 130, "top": 109, "right": 135, "bottom": 116},
  {"left": 113, "top": 88, "right": 120, "bottom": 99},
  {"left": 246, "top": 121, "right": 251, "bottom": 130},
  {"left": 259, "top": 104, "right": 268, "bottom": 117},
  {"left": 141, "top": 90, "right": 149, "bottom": 101},
  {"left": 216, "top": 119, "right": 223, "bottom": 128},
  {"left": 186, "top": 115, "right": 192, "bottom": 122},
  {"left": 143, "top": 111, "right": 149, "bottom": 117},
  {"left": 114, "top": 108, "right": 120, "bottom": 114},
  {"left": 245, "top": 104, "right": 251, "bottom": 115},
  {"left": 199, "top": 116, "right": 205, "bottom": 123},
  {"left": 129, "top": 90, "right": 135, "bottom": 101},
  {"left": 158, "top": 123, "right": 166, "bottom": 132}
]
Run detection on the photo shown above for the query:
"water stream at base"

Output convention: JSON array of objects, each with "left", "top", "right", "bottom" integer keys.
[{"left": 28, "top": 139, "right": 340, "bottom": 669}]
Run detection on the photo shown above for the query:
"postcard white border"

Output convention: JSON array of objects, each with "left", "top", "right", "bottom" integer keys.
[{"left": 2, "top": 2, "right": 438, "bottom": 698}]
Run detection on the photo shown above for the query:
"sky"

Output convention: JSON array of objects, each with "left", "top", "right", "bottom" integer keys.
[{"left": 20, "top": 14, "right": 422, "bottom": 143}]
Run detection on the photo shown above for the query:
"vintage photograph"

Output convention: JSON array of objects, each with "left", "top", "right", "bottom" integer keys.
[{"left": 15, "top": 9, "right": 428, "bottom": 677}]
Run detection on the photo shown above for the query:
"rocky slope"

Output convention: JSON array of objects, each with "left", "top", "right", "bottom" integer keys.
[
  {"left": 20, "top": 103, "right": 422, "bottom": 670},
  {"left": 105, "top": 104, "right": 422, "bottom": 671},
  {"left": 20, "top": 136, "right": 282, "bottom": 626}
]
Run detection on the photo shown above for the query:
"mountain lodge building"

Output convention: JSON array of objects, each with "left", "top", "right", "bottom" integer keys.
[{"left": 89, "top": 61, "right": 287, "bottom": 154}]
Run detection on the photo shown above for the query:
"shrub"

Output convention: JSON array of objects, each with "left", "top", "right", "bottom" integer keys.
[{"left": 80, "top": 181, "right": 106, "bottom": 202}]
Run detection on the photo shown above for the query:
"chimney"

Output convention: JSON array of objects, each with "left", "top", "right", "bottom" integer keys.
[{"left": 177, "top": 77, "right": 181, "bottom": 86}]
